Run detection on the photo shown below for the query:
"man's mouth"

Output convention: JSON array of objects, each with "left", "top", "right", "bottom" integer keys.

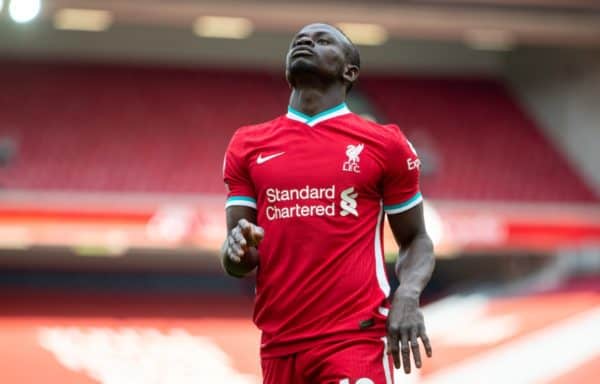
[{"left": 291, "top": 48, "right": 314, "bottom": 58}]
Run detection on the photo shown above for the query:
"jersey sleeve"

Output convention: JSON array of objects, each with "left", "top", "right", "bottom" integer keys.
[
  {"left": 382, "top": 126, "right": 423, "bottom": 215},
  {"left": 223, "top": 129, "right": 257, "bottom": 209}
]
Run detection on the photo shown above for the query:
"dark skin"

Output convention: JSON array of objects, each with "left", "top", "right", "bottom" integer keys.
[{"left": 222, "top": 23, "right": 435, "bottom": 374}]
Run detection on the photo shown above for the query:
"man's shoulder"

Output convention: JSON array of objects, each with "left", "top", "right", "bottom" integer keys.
[
  {"left": 227, "top": 116, "right": 286, "bottom": 156},
  {"left": 235, "top": 115, "right": 285, "bottom": 137},
  {"left": 344, "top": 113, "right": 405, "bottom": 142}
]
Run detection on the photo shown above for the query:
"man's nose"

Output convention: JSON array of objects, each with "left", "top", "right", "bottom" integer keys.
[{"left": 296, "top": 36, "right": 314, "bottom": 47}]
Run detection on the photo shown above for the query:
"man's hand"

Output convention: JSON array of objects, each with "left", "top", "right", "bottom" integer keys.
[
  {"left": 386, "top": 293, "right": 432, "bottom": 374},
  {"left": 226, "top": 218, "right": 264, "bottom": 263}
]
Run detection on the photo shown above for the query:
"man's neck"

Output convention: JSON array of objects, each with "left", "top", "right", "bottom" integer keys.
[{"left": 288, "top": 85, "right": 346, "bottom": 117}]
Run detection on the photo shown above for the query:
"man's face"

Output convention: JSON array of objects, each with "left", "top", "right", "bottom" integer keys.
[{"left": 286, "top": 23, "right": 350, "bottom": 87}]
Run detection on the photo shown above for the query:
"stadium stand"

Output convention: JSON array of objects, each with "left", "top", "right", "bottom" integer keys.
[
  {"left": 0, "top": 62, "right": 288, "bottom": 194},
  {"left": 0, "top": 63, "right": 596, "bottom": 202},
  {"left": 361, "top": 76, "right": 598, "bottom": 202}
]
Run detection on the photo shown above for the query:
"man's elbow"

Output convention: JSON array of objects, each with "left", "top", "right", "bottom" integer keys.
[
  {"left": 400, "top": 232, "right": 435, "bottom": 272},
  {"left": 421, "top": 234, "right": 436, "bottom": 277},
  {"left": 401, "top": 230, "right": 433, "bottom": 252},
  {"left": 419, "top": 232, "right": 435, "bottom": 258},
  {"left": 419, "top": 232, "right": 434, "bottom": 252}
]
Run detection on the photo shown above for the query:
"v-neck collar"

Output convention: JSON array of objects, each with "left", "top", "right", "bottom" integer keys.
[{"left": 286, "top": 102, "right": 351, "bottom": 127}]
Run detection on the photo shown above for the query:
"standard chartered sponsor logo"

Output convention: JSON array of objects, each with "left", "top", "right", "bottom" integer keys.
[
  {"left": 266, "top": 185, "right": 335, "bottom": 202},
  {"left": 264, "top": 185, "right": 359, "bottom": 220},
  {"left": 340, "top": 187, "right": 359, "bottom": 217}
]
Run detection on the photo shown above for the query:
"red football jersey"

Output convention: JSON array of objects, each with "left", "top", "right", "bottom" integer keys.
[{"left": 223, "top": 103, "right": 422, "bottom": 358}]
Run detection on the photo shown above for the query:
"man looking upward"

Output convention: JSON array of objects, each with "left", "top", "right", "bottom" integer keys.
[{"left": 222, "top": 23, "right": 435, "bottom": 384}]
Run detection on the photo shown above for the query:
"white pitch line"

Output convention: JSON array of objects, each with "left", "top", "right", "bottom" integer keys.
[{"left": 423, "top": 306, "right": 600, "bottom": 384}]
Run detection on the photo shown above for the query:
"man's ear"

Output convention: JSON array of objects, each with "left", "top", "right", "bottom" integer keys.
[{"left": 343, "top": 64, "right": 359, "bottom": 86}]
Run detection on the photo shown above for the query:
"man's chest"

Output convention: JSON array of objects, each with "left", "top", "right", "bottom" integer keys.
[{"left": 247, "top": 131, "right": 383, "bottom": 195}]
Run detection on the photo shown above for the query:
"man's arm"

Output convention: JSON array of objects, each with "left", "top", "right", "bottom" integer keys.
[
  {"left": 386, "top": 202, "right": 435, "bottom": 374},
  {"left": 221, "top": 206, "right": 263, "bottom": 278}
]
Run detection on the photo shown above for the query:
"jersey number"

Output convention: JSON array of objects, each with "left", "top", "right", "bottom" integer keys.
[{"left": 339, "top": 379, "right": 374, "bottom": 384}]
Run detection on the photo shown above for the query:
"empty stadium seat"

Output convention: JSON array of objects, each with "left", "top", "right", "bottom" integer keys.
[
  {"left": 0, "top": 63, "right": 596, "bottom": 202},
  {"left": 360, "top": 76, "right": 598, "bottom": 202},
  {"left": 0, "top": 62, "right": 288, "bottom": 194}
]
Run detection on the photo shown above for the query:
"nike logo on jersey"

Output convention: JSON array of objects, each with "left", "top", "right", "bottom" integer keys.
[{"left": 257, "top": 152, "right": 285, "bottom": 164}]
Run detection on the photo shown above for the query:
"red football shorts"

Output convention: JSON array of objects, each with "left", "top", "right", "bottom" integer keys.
[{"left": 261, "top": 336, "right": 394, "bottom": 384}]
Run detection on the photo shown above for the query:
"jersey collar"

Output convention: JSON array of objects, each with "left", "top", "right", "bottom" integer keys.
[{"left": 286, "top": 102, "right": 351, "bottom": 127}]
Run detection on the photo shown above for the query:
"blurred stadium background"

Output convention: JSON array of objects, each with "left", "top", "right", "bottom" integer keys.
[{"left": 0, "top": 0, "right": 599, "bottom": 383}]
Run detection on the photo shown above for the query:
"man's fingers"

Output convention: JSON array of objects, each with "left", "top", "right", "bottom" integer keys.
[
  {"left": 238, "top": 219, "right": 264, "bottom": 247},
  {"left": 227, "top": 242, "right": 241, "bottom": 263},
  {"left": 239, "top": 219, "right": 251, "bottom": 236},
  {"left": 231, "top": 241, "right": 244, "bottom": 257},
  {"left": 401, "top": 331, "right": 411, "bottom": 374},
  {"left": 239, "top": 219, "right": 254, "bottom": 244},
  {"left": 232, "top": 226, "right": 247, "bottom": 245},
  {"left": 410, "top": 328, "right": 422, "bottom": 369},
  {"left": 253, "top": 226, "right": 265, "bottom": 244},
  {"left": 386, "top": 333, "right": 401, "bottom": 370},
  {"left": 419, "top": 327, "right": 433, "bottom": 358},
  {"left": 227, "top": 227, "right": 247, "bottom": 262},
  {"left": 227, "top": 235, "right": 244, "bottom": 262},
  {"left": 231, "top": 227, "right": 249, "bottom": 254}
]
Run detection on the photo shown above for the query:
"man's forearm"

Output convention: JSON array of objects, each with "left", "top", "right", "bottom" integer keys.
[{"left": 395, "top": 233, "right": 435, "bottom": 299}]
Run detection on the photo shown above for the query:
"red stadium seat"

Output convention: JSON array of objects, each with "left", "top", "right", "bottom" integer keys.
[
  {"left": 0, "top": 63, "right": 596, "bottom": 202},
  {"left": 360, "top": 75, "right": 598, "bottom": 202},
  {"left": 0, "top": 62, "right": 288, "bottom": 194}
]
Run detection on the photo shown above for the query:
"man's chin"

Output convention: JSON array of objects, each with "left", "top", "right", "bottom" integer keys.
[{"left": 288, "top": 58, "right": 319, "bottom": 75}]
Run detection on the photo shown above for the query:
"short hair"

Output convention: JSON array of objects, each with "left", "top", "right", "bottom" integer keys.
[{"left": 334, "top": 26, "right": 360, "bottom": 92}]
